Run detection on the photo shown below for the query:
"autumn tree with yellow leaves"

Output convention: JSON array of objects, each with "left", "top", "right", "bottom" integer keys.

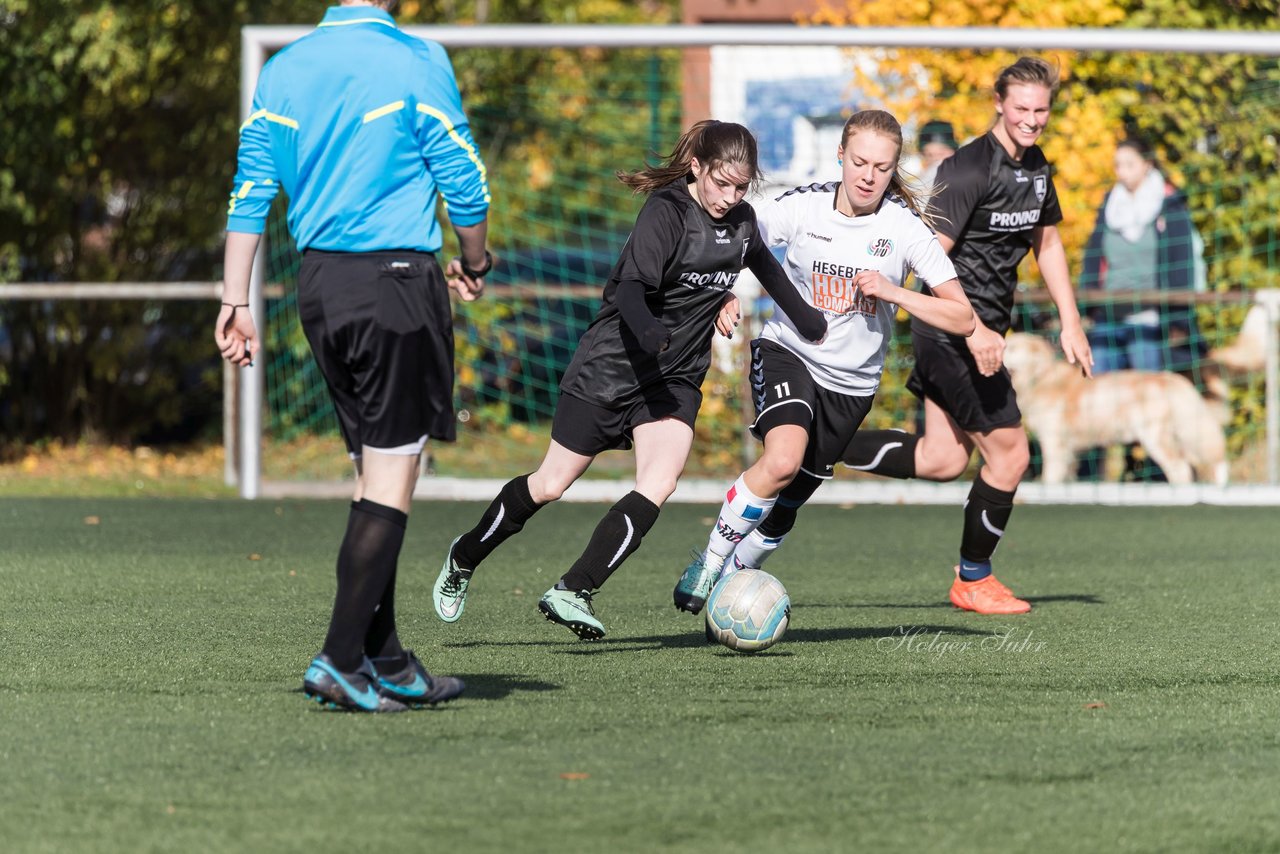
[{"left": 810, "top": 0, "right": 1280, "bottom": 296}]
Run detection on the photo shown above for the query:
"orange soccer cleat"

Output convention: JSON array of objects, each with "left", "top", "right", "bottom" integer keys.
[{"left": 949, "top": 567, "right": 1031, "bottom": 615}]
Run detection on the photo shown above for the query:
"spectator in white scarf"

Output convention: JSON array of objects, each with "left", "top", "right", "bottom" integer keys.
[{"left": 1080, "top": 137, "right": 1205, "bottom": 375}]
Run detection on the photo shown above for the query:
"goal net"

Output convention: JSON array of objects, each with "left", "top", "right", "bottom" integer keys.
[{"left": 239, "top": 25, "right": 1280, "bottom": 504}]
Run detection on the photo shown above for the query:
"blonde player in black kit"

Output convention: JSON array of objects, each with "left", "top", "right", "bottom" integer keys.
[
  {"left": 432, "top": 121, "right": 827, "bottom": 639},
  {"left": 842, "top": 57, "right": 1094, "bottom": 615}
]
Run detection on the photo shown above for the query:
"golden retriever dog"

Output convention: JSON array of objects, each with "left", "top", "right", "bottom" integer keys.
[
  {"left": 1210, "top": 304, "right": 1269, "bottom": 374},
  {"left": 1002, "top": 333, "right": 1227, "bottom": 485}
]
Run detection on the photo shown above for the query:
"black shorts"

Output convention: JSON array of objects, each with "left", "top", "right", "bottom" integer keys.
[
  {"left": 297, "top": 249, "right": 455, "bottom": 456},
  {"left": 749, "top": 339, "right": 874, "bottom": 478},
  {"left": 906, "top": 332, "right": 1021, "bottom": 433},
  {"left": 551, "top": 383, "right": 702, "bottom": 456}
]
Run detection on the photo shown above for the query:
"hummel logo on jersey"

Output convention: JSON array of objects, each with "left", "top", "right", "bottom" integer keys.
[
  {"left": 989, "top": 209, "right": 1042, "bottom": 229},
  {"left": 715, "top": 228, "right": 731, "bottom": 245},
  {"left": 1013, "top": 169, "right": 1029, "bottom": 183},
  {"left": 867, "top": 237, "right": 893, "bottom": 258},
  {"left": 806, "top": 232, "right": 833, "bottom": 242}
]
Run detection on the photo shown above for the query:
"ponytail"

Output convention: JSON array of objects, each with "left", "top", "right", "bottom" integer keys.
[{"left": 618, "top": 120, "right": 762, "bottom": 194}]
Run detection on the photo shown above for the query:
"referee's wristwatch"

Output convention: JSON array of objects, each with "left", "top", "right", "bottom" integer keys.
[{"left": 458, "top": 250, "right": 494, "bottom": 280}]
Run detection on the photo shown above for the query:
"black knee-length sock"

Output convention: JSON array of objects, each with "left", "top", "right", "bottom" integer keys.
[
  {"left": 559, "top": 491, "right": 661, "bottom": 592},
  {"left": 321, "top": 499, "right": 407, "bottom": 672},
  {"left": 842, "top": 430, "right": 918, "bottom": 478},
  {"left": 452, "top": 474, "right": 543, "bottom": 571},
  {"left": 364, "top": 564, "right": 404, "bottom": 663},
  {"left": 959, "top": 473, "right": 1016, "bottom": 579}
]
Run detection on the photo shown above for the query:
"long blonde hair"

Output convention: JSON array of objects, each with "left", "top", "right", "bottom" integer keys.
[
  {"left": 840, "top": 110, "right": 934, "bottom": 227},
  {"left": 618, "top": 120, "right": 762, "bottom": 194}
]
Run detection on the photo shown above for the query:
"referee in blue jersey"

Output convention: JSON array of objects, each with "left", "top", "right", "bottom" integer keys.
[{"left": 215, "top": 0, "right": 492, "bottom": 713}]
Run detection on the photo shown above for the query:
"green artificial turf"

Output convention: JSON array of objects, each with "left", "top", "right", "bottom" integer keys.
[{"left": 1, "top": 498, "right": 1278, "bottom": 853}]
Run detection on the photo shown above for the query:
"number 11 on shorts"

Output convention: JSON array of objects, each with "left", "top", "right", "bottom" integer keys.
[{"left": 774, "top": 381, "right": 791, "bottom": 398}]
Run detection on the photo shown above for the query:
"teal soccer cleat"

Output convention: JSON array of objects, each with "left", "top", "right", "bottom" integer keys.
[
  {"left": 537, "top": 586, "right": 606, "bottom": 641},
  {"left": 673, "top": 549, "right": 720, "bottom": 615},
  {"left": 433, "top": 535, "right": 473, "bottom": 623},
  {"left": 303, "top": 654, "right": 407, "bottom": 713},
  {"left": 371, "top": 650, "right": 465, "bottom": 708}
]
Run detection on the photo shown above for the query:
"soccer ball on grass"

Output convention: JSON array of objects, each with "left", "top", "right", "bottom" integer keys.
[{"left": 704, "top": 568, "right": 790, "bottom": 652}]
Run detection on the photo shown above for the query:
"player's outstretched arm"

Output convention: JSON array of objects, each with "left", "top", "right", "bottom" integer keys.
[
  {"left": 746, "top": 249, "right": 826, "bottom": 343},
  {"left": 858, "top": 273, "right": 975, "bottom": 338},
  {"left": 1033, "top": 224, "right": 1093, "bottom": 378}
]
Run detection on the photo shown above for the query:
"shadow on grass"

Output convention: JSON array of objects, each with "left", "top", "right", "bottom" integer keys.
[
  {"left": 794, "top": 601, "right": 953, "bottom": 610},
  {"left": 795, "top": 593, "right": 1104, "bottom": 609},
  {"left": 1023, "top": 594, "right": 1104, "bottom": 606},
  {"left": 448, "top": 673, "right": 561, "bottom": 700},
  {"left": 557, "top": 623, "right": 996, "bottom": 654},
  {"left": 286, "top": 674, "right": 560, "bottom": 704}
]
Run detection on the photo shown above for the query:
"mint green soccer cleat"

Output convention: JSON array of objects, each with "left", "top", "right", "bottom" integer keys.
[
  {"left": 537, "top": 586, "right": 606, "bottom": 640},
  {"left": 673, "top": 549, "right": 720, "bottom": 615},
  {"left": 433, "top": 535, "right": 473, "bottom": 623}
]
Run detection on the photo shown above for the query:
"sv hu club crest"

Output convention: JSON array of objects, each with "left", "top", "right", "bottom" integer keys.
[
  {"left": 1034, "top": 175, "right": 1047, "bottom": 203},
  {"left": 867, "top": 237, "right": 893, "bottom": 258}
]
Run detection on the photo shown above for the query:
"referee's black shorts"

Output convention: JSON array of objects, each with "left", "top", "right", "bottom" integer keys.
[
  {"left": 906, "top": 332, "right": 1022, "bottom": 433},
  {"left": 749, "top": 339, "right": 873, "bottom": 479},
  {"left": 298, "top": 249, "right": 455, "bottom": 457}
]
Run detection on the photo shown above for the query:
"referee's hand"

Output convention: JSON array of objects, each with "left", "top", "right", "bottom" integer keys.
[
  {"left": 446, "top": 257, "right": 485, "bottom": 302},
  {"left": 215, "top": 302, "right": 257, "bottom": 368}
]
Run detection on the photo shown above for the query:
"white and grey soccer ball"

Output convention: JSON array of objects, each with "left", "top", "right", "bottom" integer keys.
[{"left": 705, "top": 568, "right": 790, "bottom": 653}]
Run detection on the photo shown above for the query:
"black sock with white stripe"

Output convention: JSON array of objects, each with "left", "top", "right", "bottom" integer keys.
[
  {"left": 453, "top": 474, "right": 542, "bottom": 572},
  {"left": 959, "top": 473, "right": 1016, "bottom": 581},
  {"left": 560, "top": 491, "right": 660, "bottom": 592},
  {"left": 842, "top": 430, "right": 918, "bottom": 479}
]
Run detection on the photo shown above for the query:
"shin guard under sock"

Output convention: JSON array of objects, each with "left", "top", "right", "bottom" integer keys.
[
  {"left": 959, "top": 473, "right": 1016, "bottom": 580},
  {"left": 321, "top": 499, "right": 407, "bottom": 672},
  {"left": 453, "top": 474, "right": 542, "bottom": 571},
  {"left": 560, "top": 491, "right": 661, "bottom": 592},
  {"left": 842, "top": 430, "right": 918, "bottom": 479}
]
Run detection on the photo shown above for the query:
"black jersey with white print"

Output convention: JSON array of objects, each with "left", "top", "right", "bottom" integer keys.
[
  {"left": 758, "top": 182, "right": 957, "bottom": 396},
  {"left": 917, "top": 131, "right": 1062, "bottom": 337},
  {"left": 560, "top": 180, "right": 775, "bottom": 406}
]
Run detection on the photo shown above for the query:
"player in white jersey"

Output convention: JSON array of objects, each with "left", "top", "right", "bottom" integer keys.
[{"left": 674, "top": 110, "right": 977, "bottom": 614}]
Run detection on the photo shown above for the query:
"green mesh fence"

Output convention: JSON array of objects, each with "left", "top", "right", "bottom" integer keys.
[{"left": 259, "top": 47, "right": 1279, "bottom": 485}]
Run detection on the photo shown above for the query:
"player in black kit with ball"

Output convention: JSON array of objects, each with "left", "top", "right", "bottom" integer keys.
[{"left": 432, "top": 121, "right": 827, "bottom": 639}]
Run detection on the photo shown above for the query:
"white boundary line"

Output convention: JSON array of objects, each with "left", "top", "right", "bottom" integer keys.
[{"left": 256, "top": 477, "right": 1280, "bottom": 506}]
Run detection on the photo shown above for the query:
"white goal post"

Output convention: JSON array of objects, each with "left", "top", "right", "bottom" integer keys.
[{"left": 235, "top": 23, "right": 1280, "bottom": 504}]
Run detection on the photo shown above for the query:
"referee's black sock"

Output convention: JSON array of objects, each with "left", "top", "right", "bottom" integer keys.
[
  {"left": 321, "top": 499, "right": 407, "bottom": 673},
  {"left": 560, "top": 491, "right": 660, "bottom": 592},
  {"left": 453, "top": 474, "right": 542, "bottom": 571},
  {"left": 363, "top": 565, "right": 404, "bottom": 663},
  {"left": 842, "top": 430, "right": 918, "bottom": 479},
  {"left": 959, "top": 473, "right": 1016, "bottom": 581}
]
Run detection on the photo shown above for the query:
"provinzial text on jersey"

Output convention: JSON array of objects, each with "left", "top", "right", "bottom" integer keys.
[
  {"left": 988, "top": 209, "right": 1042, "bottom": 230},
  {"left": 677, "top": 270, "right": 740, "bottom": 290}
]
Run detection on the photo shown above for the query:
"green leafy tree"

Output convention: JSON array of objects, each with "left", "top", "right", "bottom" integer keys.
[{"left": 0, "top": 0, "right": 678, "bottom": 448}]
